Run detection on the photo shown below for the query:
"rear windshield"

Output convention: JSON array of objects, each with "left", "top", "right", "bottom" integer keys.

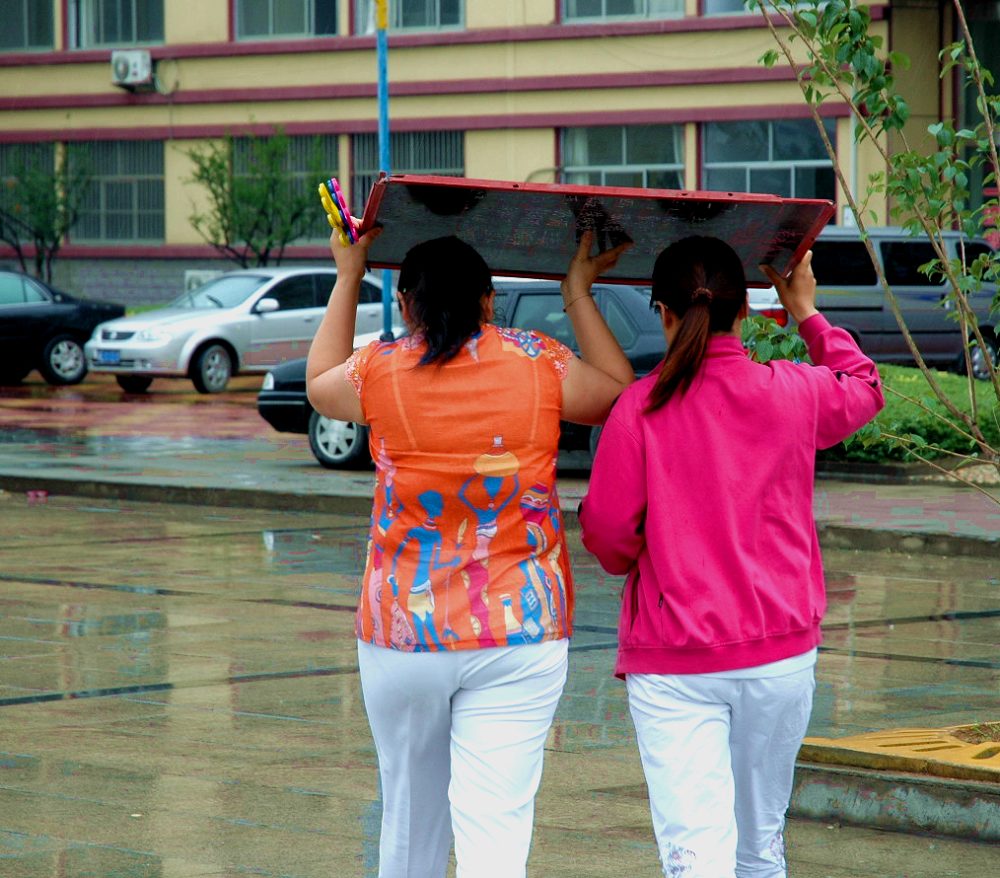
[
  {"left": 811, "top": 240, "right": 878, "bottom": 286},
  {"left": 170, "top": 276, "right": 268, "bottom": 309}
]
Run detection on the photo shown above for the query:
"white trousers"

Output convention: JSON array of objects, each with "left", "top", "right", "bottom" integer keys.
[
  {"left": 358, "top": 639, "right": 569, "bottom": 878},
  {"left": 627, "top": 668, "right": 815, "bottom": 878}
]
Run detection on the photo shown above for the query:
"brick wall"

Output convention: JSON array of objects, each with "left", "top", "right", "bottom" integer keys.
[{"left": 49, "top": 257, "right": 329, "bottom": 307}]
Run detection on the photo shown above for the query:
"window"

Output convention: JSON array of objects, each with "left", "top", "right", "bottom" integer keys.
[
  {"left": 0, "top": 142, "right": 54, "bottom": 182},
  {"left": 236, "top": 0, "right": 336, "bottom": 39},
  {"left": 232, "top": 134, "right": 339, "bottom": 242},
  {"left": 73, "top": 141, "right": 164, "bottom": 242},
  {"left": 69, "top": 0, "right": 163, "bottom": 47},
  {"left": 601, "top": 295, "right": 638, "bottom": 348},
  {"left": 0, "top": 273, "right": 48, "bottom": 306},
  {"left": 359, "top": 280, "right": 382, "bottom": 305},
  {"left": 0, "top": 143, "right": 56, "bottom": 228},
  {"left": 561, "top": 125, "right": 684, "bottom": 190},
  {"left": 0, "top": 0, "right": 54, "bottom": 51},
  {"left": 351, "top": 131, "right": 464, "bottom": 213},
  {"left": 563, "top": 0, "right": 683, "bottom": 21},
  {"left": 702, "top": 118, "right": 836, "bottom": 200},
  {"left": 266, "top": 276, "right": 316, "bottom": 311},
  {"left": 355, "top": 0, "right": 461, "bottom": 32},
  {"left": 512, "top": 293, "right": 576, "bottom": 348},
  {"left": 811, "top": 240, "right": 877, "bottom": 286},
  {"left": 881, "top": 242, "right": 943, "bottom": 287},
  {"left": 702, "top": 0, "right": 751, "bottom": 14}
]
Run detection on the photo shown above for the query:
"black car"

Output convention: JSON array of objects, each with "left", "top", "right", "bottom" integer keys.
[
  {"left": 0, "top": 270, "right": 126, "bottom": 385},
  {"left": 257, "top": 279, "right": 665, "bottom": 468}
]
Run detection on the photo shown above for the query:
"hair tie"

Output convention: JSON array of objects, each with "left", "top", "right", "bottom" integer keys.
[{"left": 691, "top": 286, "right": 714, "bottom": 303}]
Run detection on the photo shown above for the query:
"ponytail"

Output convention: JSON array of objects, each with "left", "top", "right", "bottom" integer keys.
[
  {"left": 645, "top": 236, "right": 747, "bottom": 413},
  {"left": 646, "top": 299, "right": 712, "bottom": 411}
]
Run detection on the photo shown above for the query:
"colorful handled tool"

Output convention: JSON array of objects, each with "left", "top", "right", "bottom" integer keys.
[{"left": 318, "top": 177, "right": 358, "bottom": 246}]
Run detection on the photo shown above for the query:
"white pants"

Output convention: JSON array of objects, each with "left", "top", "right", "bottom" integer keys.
[
  {"left": 627, "top": 668, "right": 815, "bottom": 878},
  {"left": 358, "top": 639, "right": 569, "bottom": 878}
]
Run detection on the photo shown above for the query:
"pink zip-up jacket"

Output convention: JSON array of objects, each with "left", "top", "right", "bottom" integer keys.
[{"left": 579, "top": 314, "right": 884, "bottom": 677}]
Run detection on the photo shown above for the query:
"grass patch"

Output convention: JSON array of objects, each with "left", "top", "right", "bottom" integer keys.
[{"left": 824, "top": 364, "right": 1000, "bottom": 462}]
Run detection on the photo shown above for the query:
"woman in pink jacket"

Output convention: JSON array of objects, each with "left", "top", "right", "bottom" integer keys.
[{"left": 578, "top": 236, "right": 884, "bottom": 878}]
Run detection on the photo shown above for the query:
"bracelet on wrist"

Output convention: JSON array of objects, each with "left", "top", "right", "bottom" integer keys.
[{"left": 562, "top": 293, "right": 594, "bottom": 313}]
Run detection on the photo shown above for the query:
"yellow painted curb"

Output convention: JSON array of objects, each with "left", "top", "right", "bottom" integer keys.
[{"left": 800, "top": 725, "right": 1000, "bottom": 784}]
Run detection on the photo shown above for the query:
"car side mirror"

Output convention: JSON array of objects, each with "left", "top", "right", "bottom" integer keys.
[{"left": 255, "top": 297, "right": 279, "bottom": 314}]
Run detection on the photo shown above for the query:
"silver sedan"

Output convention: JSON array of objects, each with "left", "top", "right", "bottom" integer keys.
[{"left": 85, "top": 266, "right": 396, "bottom": 393}]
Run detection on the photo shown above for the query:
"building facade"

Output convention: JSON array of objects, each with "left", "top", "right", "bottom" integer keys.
[{"left": 1, "top": 0, "right": 996, "bottom": 303}]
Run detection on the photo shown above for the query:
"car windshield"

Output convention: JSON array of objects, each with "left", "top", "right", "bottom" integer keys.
[{"left": 170, "top": 275, "right": 268, "bottom": 309}]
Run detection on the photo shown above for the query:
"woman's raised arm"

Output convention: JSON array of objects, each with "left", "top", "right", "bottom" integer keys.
[
  {"left": 560, "top": 231, "right": 636, "bottom": 425},
  {"left": 306, "top": 225, "right": 382, "bottom": 423}
]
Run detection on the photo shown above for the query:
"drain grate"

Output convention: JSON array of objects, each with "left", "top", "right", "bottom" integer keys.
[{"left": 800, "top": 724, "right": 1000, "bottom": 783}]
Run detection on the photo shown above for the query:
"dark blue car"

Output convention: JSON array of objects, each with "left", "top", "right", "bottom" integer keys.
[
  {"left": 257, "top": 278, "right": 665, "bottom": 468},
  {"left": 0, "top": 270, "right": 125, "bottom": 385}
]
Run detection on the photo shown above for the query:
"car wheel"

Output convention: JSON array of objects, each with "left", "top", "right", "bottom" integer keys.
[
  {"left": 190, "top": 343, "right": 233, "bottom": 393},
  {"left": 308, "top": 410, "right": 370, "bottom": 469},
  {"left": 116, "top": 375, "right": 154, "bottom": 394},
  {"left": 968, "top": 331, "right": 998, "bottom": 381},
  {"left": 39, "top": 335, "right": 87, "bottom": 385},
  {"left": 588, "top": 425, "right": 602, "bottom": 461}
]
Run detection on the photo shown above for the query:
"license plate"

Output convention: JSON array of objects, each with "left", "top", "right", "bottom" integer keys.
[{"left": 96, "top": 349, "right": 121, "bottom": 365}]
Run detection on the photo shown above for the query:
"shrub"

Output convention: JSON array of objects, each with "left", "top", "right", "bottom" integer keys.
[{"left": 829, "top": 364, "right": 1000, "bottom": 462}]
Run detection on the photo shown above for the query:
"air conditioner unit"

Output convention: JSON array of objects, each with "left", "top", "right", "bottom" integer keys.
[{"left": 111, "top": 49, "right": 153, "bottom": 90}]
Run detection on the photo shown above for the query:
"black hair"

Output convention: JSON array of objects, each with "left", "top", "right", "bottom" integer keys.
[
  {"left": 396, "top": 235, "right": 494, "bottom": 365},
  {"left": 646, "top": 236, "right": 747, "bottom": 412}
]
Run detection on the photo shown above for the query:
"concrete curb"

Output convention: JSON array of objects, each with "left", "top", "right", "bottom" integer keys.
[
  {"left": 2, "top": 472, "right": 996, "bottom": 559},
  {"left": 0, "top": 474, "right": 375, "bottom": 516},
  {"left": 819, "top": 523, "right": 999, "bottom": 559},
  {"left": 791, "top": 762, "right": 1000, "bottom": 842}
]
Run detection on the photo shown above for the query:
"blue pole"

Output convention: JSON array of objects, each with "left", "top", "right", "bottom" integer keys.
[{"left": 376, "top": 2, "right": 393, "bottom": 341}]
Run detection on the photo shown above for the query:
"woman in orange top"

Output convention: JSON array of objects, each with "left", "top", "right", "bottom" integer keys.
[{"left": 307, "top": 227, "right": 633, "bottom": 878}]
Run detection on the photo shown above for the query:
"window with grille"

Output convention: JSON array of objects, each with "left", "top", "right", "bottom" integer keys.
[
  {"left": 69, "top": 0, "right": 163, "bottom": 47},
  {"left": 355, "top": 0, "right": 461, "bottom": 33},
  {"left": 236, "top": 0, "right": 337, "bottom": 39},
  {"left": 351, "top": 131, "right": 464, "bottom": 213},
  {"left": 0, "top": 143, "right": 56, "bottom": 233},
  {"left": 702, "top": 118, "right": 836, "bottom": 200},
  {"left": 561, "top": 125, "right": 685, "bottom": 190},
  {"left": 563, "top": 0, "right": 683, "bottom": 21},
  {"left": 72, "top": 141, "right": 164, "bottom": 242},
  {"left": 702, "top": 0, "right": 752, "bottom": 14},
  {"left": 0, "top": 0, "right": 54, "bottom": 51},
  {"left": 0, "top": 143, "right": 54, "bottom": 181},
  {"left": 232, "top": 134, "right": 339, "bottom": 242}
]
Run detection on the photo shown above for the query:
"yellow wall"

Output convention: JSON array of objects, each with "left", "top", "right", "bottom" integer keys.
[
  {"left": 466, "top": 129, "right": 556, "bottom": 182},
  {"left": 166, "top": 2, "right": 228, "bottom": 45},
  {"left": 468, "top": 2, "right": 555, "bottom": 28},
  {"left": 168, "top": 141, "right": 213, "bottom": 245},
  {"left": 890, "top": 5, "right": 943, "bottom": 156},
  {"left": 0, "top": 2, "right": 934, "bottom": 252},
  {"left": 0, "top": 26, "right": 826, "bottom": 106}
]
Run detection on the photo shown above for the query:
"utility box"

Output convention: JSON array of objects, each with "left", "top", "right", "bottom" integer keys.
[{"left": 111, "top": 49, "right": 154, "bottom": 90}]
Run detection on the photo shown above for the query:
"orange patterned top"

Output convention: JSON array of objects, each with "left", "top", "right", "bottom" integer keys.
[{"left": 345, "top": 324, "right": 575, "bottom": 652}]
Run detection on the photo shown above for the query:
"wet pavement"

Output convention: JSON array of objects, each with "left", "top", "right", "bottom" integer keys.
[
  {"left": 2, "top": 375, "right": 1000, "bottom": 874},
  {"left": 1, "top": 376, "right": 998, "bottom": 551},
  {"left": 2, "top": 494, "right": 999, "bottom": 877}
]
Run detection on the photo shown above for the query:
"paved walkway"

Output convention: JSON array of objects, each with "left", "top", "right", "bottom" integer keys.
[
  {"left": 1, "top": 376, "right": 999, "bottom": 873},
  {"left": 0, "top": 432, "right": 996, "bottom": 556},
  {"left": 2, "top": 495, "right": 998, "bottom": 877}
]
